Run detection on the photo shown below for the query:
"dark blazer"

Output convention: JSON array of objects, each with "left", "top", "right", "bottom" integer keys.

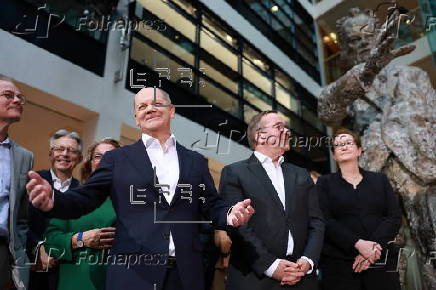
[
  {"left": 44, "top": 140, "right": 230, "bottom": 290},
  {"left": 219, "top": 154, "right": 324, "bottom": 290},
  {"left": 27, "top": 170, "right": 79, "bottom": 290},
  {"left": 27, "top": 170, "right": 79, "bottom": 256},
  {"left": 316, "top": 169, "right": 401, "bottom": 261}
]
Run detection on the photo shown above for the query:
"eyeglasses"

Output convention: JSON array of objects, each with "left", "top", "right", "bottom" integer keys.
[
  {"left": 258, "top": 123, "right": 290, "bottom": 132},
  {"left": 91, "top": 153, "right": 104, "bottom": 161},
  {"left": 0, "top": 90, "right": 26, "bottom": 105},
  {"left": 51, "top": 146, "right": 80, "bottom": 155},
  {"left": 333, "top": 141, "right": 356, "bottom": 148}
]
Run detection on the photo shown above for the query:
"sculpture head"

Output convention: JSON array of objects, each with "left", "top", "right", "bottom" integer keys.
[{"left": 337, "top": 8, "right": 380, "bottom": 69}]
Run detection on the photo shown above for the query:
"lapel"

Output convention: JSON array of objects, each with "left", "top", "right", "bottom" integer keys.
[
  {"left": 122, "top": 140, "right": 163, "bottom": 201},
  {"left": 8, "top": 139, "right": 21, "bottom": 222},
  {"left": 282, "top": 163, "right": 297, "bottom": 218},
  {"left": 246, "top": 154, "right": 285, "bottom": 215},
  {"left": 169, "top": 142, "right": 192, "bottom": 207},
  {"left": 38, "top": 170, "right": 53, "bottom": 187}
]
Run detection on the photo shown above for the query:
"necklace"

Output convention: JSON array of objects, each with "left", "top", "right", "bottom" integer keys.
[{"left": 343, "top": 174, "right": 363, "bottom": 189}]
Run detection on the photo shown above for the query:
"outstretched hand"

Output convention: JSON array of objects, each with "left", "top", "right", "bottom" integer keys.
[
  {"left": 360, "top": 9, "right": 415, "bottom": 86},
  {"left": 227, "top": 199, "right": 255, "bottom": 227},
  {"left": 26, "top": 171, "right": 54, "bottom": 212}
]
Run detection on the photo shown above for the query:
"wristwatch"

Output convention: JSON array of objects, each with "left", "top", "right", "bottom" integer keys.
[{"left": 77, "top": 232, "right": 84, "bottom": 248}]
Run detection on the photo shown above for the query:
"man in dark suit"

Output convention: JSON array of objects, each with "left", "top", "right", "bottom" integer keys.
[
  {"left": 219, "top": 110, "right": 325, "bottom": 290},
  {"left": 26, "top": 87, "right": 254, "bottom": 290},
  {"left": 0, "top": 76, "right": 33, "bottom": 290},
  {"left": 27, "top": 129, "right": 82, "bottom": 290}
]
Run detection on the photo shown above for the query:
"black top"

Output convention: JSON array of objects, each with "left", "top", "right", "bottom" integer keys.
[{"left": 316, "top": 168, "right": 401, "bottom": 260}]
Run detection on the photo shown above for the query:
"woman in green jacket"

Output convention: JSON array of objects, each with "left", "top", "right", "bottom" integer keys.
[{"left": 44, "top": 138, "right": 121, "bottom": 290}]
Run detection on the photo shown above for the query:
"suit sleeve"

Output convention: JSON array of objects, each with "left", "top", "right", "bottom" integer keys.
[
  {"left": 219, "top": 165, "right": 276, "bottom": 277},
  {"left": 200, "top": 157, "right": 230, "bottom": 229},
  {"left": 17, "top": 151, "right": 33, "bottom": 260},
  {"left": 26, "top": 204, "right": 43, "bottom": 260},
  {"left": 46, "top": 151, "right": 114, "bottom": 219},
  {"left": 301, "top": 170, "right": 325, "bottom": 266},
  {"left": 369, "top": 174, "right": 402, "bottom": 246},
  {"left": 317, "top": 176, "right": 360, "bottom": 254}
]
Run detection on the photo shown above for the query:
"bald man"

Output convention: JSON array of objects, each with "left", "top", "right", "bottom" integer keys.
[{"left": 27, "top": 87, "right": 254, "bottom": 290}]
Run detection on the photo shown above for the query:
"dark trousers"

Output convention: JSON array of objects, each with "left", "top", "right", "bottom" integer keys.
[
  {"left": 28, "top": 269, "right": 59, "bottom": 290},
  {"left": 320, "top": 258, "right": 401, "bottom": 290},
  {"left": 162, "top": 267, "right": 182, "bottom": 290},
  {"left": 0, "top": 237, "right": 14, "bottom": 290}
]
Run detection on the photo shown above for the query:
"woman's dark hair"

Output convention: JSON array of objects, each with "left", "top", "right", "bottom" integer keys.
[{"left": 331, "top": 127, "right": 362, "bottom": 152}]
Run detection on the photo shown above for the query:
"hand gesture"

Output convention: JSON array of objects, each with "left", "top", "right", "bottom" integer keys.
[
  {"left": 26, "top": 171, "right": 54, "bottom": 212},
  {"left": 280, "top": 261, "right": 305, "bottom": 286},
  {"left": 296, "top": 258, "right": 311, "bottom": 274},
  {"left": 354, "top": 239, "right": 382, "bottom": 263},
  {"left": 214, "top": 230, "right": 232, "bottom": 255},
  {"left": 360, "top": 9, "right": 415, "bottom": 86},
  {"left": 352, "top": 254, "right": 371, "bottom": 273},
  {"left": 227, "top": 199, "right": 255, "bottom": 227},
  {"left": 271, "top": 260, "right": 299, "bottom": 282},
  {"left": 82, "top": 227, "right": 116, "bottom": 249},
  {"left": 34, "top": 245, "right": 57, "bottom": 272}
]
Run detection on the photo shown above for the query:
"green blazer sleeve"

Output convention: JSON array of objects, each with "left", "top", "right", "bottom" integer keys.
[{"left": 44, "top": 218, "right": 75, "bottom": 262}]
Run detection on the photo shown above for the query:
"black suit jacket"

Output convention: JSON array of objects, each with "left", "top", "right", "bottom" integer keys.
[
  {"left": 27, "top": 170, "right": 79, "bottom": 257},
  {"left": 44, "top": 140, "right": 230, "bottom": 290},
  {"left": 27, "top": 170, "right": 79, "bottom": 290},
  {"left": 316, "top": 169, "right": 402, "bottom": 261},
  {"left": 219, "top": 154, "right": 324, "bottom": 290}
]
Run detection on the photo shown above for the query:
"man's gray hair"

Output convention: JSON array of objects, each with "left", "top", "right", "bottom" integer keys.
[
  {"left": 0, "top": 75, "right": 14, "bottom": 83},
  {"left": 49, "top": 129, "right": 83, "bottom": 152},
  {"left": 246, "top": 110, "right": 278, "bottom": 150}
]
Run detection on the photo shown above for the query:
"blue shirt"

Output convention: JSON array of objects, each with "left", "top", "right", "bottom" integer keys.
[{"left": 0, "top": 137, "right": 11, "bottom": 238}]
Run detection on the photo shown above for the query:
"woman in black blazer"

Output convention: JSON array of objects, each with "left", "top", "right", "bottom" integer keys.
[{"left": 317, "top": 127, "right": 402, "bottom": 290}]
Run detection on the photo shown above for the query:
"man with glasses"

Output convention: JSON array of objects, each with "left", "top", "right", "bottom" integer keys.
[
  {"left": 27, "top": 130, "right": 82, "bottom": 290},
  {"left": 0, "top": 76, "right": 33, "bottom": 290},
  {"left": 219, "top": 110, "right": 325, "bottom": 290}
]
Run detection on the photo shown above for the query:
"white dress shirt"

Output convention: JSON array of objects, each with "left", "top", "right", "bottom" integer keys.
[
  {"left": 142, "top": 133, "right": 179, "bottom": 257},
  {"left": 253, "top": 151, "right": 313, "bottom": 276},
  {"left": 50, "top": 169, "right": 72, "bottom": 193}
]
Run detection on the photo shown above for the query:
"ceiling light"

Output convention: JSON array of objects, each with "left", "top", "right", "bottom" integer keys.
[
  {"left": 271, "top": 5, "right": 279, "bottom": 12},
  {"left": 253, "top": 59, "right": 263, "bottom": 66},
  {"left": 323, "top": 36, "right": 330, "bottom": 43},
  {"left": 329, "top": 32, "right": 337, "bottom": 40}
]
